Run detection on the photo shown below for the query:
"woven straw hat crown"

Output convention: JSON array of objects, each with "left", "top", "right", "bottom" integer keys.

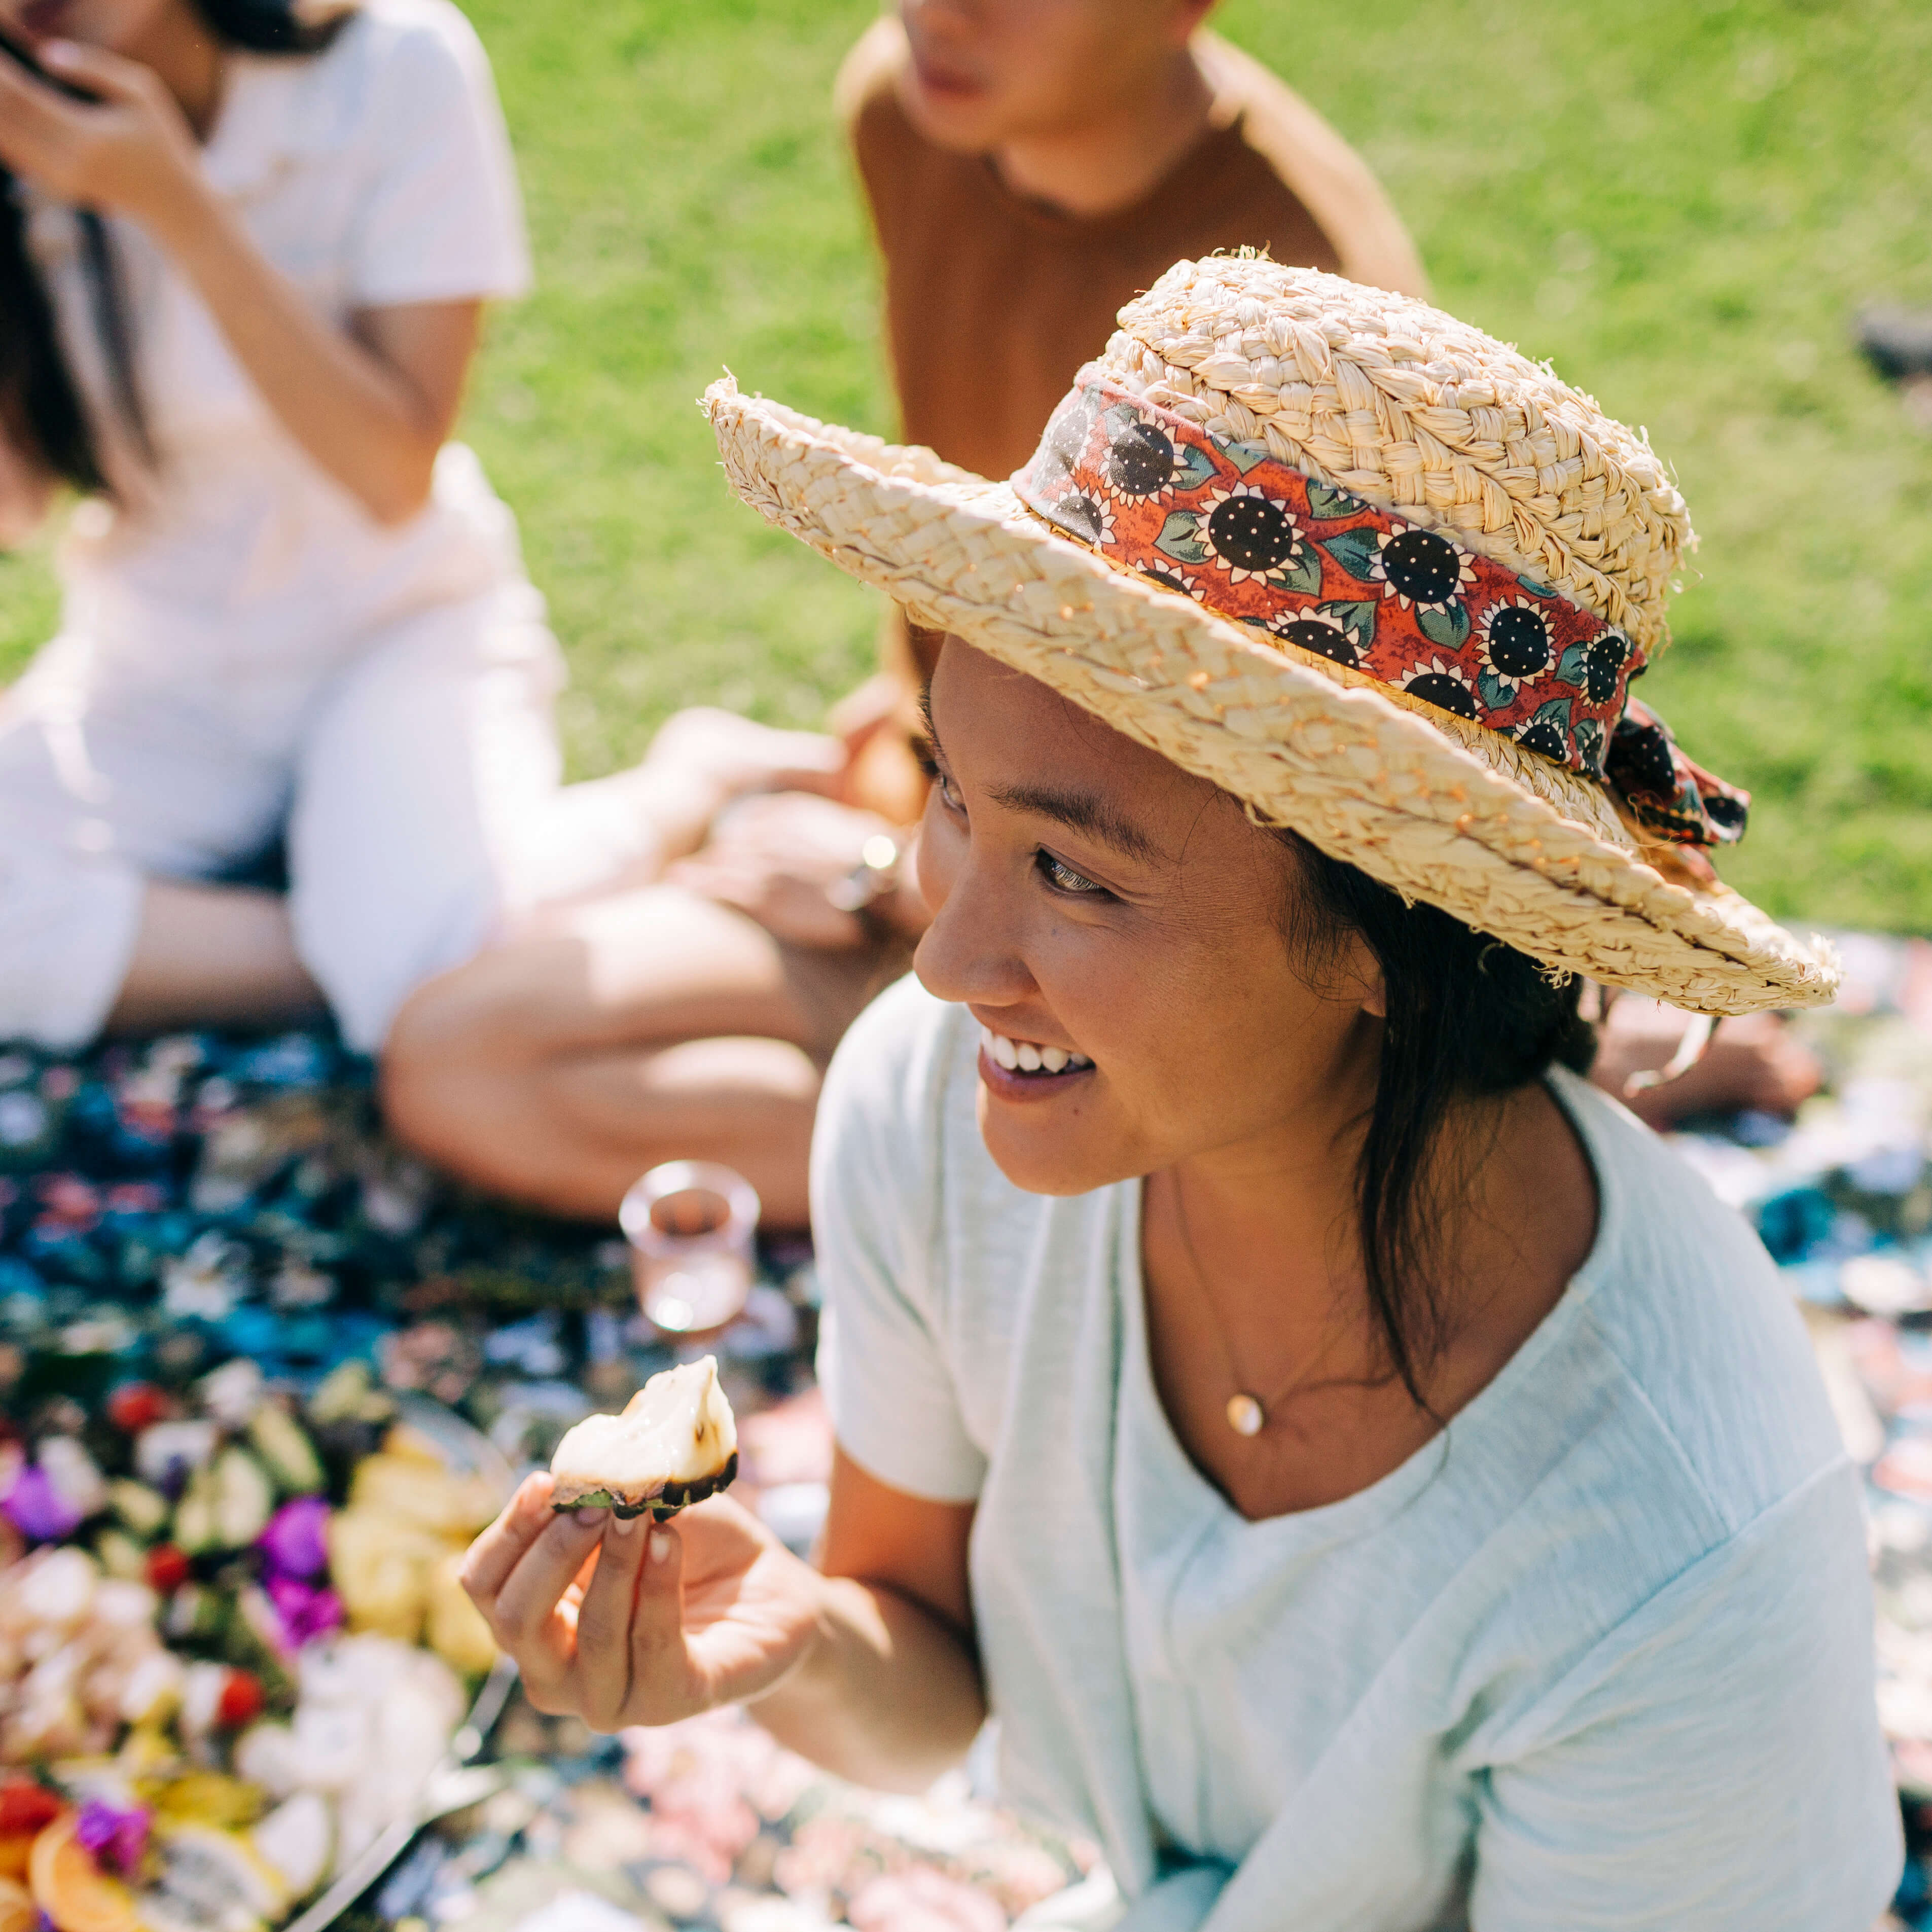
[{"left": 1095, "top": 256, "right": 1692, "bottom": 658}]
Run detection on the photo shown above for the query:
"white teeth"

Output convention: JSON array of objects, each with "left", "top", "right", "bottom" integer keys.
[{"left": 982, "top": 1030, "right": 1089, "bottom": 1076}]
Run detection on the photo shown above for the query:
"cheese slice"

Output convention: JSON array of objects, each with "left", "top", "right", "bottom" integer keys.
[{"left": 549, "top": 1355, "right": 739, "bottom": 1519}]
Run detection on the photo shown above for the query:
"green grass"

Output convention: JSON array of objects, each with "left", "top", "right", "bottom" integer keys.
[{"left": 2, "top": 0, "right": 1928, "bottom": 926}]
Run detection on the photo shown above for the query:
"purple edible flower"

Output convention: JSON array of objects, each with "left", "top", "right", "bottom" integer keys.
[
  {"left": 258, "top": 1495, "right": 330, "bottom": 1580},
  {"left": 2, "top": 1465, "right": 82, "bottom": 1543},
  {"left": 75, "top": 1798, "right": 149, "bottom": 1876},
  {"left": 265, "top": 1571, "right": 344, "bottom": 1648}
]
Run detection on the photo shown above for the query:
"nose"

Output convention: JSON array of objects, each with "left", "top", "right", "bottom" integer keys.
[{"left": 913, "top": 844, "right": 1035, "bottom": 1013}]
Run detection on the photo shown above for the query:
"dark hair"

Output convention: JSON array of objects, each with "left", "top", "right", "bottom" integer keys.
[
  {"left": 1278, "top": 831, "right": 1598, "bottom": 1411},
  {"left": 0, "top": 1, "right": 354, "bottom": 512}
]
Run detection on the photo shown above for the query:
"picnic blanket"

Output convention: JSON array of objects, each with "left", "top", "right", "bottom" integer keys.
[{"left": 5, "top": 937, "right": 1932, "bottom": 1929}]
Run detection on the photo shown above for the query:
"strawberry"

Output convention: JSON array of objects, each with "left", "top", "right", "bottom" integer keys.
[
  {"left": 0, "top": 1782, "right": 60, "bottom": 1836},
  {"left": 214, "top": 1670, "right": 265, "bottom": 1729},
  {"left": 142, "top": 1544, "right": 189, "bottom": 1595},
  {"left": 105, "top": 1383, "right": 170, "bottom": 1434}
]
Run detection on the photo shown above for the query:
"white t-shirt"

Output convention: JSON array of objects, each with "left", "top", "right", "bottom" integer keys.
[
  {"left": 23, "top": 0, "right": 532, "bottom": 675},
  {"left": 813, "top": 976, "right": 1903, "bottom": 1932}
]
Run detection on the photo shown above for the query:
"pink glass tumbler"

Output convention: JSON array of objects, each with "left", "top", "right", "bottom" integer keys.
[{"left": 620, "top": 1161, "right": 761, "bottom": 1338}]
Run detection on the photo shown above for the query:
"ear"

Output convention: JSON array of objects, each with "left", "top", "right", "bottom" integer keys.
[{"left": 1344, "top": 931, "right": 1387, "bottom": 1021}]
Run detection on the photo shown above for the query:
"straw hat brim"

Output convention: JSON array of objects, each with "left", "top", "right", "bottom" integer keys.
[{"left": 705, "top": 378, "right": 1838, "bottom": 1017}]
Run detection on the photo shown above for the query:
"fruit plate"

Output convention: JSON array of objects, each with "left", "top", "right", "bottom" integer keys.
[{"left": 0, "top": 1365, "right": 519, "bottom": 1932}]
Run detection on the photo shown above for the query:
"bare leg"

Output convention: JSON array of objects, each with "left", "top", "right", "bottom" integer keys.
[
  {"left": 105, "top": 879, "right": 325, "bottom": 1034},
  {"left": 381, "top": 885, "right": 892, "bottom": 1226}
]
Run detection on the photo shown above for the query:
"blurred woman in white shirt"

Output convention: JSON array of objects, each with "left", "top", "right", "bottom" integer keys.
[{"left": 0, "top": 0, "right": 599, "bottom": 1051}]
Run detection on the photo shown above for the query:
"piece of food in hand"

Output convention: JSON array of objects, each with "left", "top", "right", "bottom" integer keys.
[{"left": 549, "top": 1355, "right": 739, "bottom": 1521}]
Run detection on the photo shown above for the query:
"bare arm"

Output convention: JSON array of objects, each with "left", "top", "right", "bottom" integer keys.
[
  {"left": 0, "top": 427, "right": 54, "bottom": 548},
  {"left": 462, "top": 1448, "right": 985, "bottom": 1793},
  {"left": 748, "top": 1448, "right": 982, "bottom": 1789},
  {"left": 0, "top": 41, "right": 478, "bottom": 525}
]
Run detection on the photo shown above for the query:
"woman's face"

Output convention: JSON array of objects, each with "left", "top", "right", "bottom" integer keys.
[
  {"left": 1, "top": 0, "right": 179, "bottom": 56},
  {"left": 896, "top": 0, "right": 1204, "bottom": 155},
  {"left": 915, "top": 640, "right": 1385, "bottom": 1197}
]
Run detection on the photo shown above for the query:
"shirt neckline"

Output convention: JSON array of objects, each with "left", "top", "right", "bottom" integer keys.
[
  {"left": 198, "top": 19, "right": 360, "bottom": 198},
  {"left": 1119, "top": 1065, "right": 1621, "bottom": 1549}
]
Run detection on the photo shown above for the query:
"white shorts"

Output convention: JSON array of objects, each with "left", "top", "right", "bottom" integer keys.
[{"left": 0, "top": 583, "right": 634, "bottom": 1054}]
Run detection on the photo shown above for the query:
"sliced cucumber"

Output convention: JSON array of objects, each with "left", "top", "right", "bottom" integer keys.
[
  {"left": 246, "top": 1407, "right": 324, "bottom": 1495},
  {"left": 214, "top": 1448, "right": 275, "bottom": 1548},
  {"left": 110, "top": 1478, "right": 171, "bottom": 1539}
]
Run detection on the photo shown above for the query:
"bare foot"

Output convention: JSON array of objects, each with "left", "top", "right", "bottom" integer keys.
[{"left": 1591, "top": 998, "right": 1822, "bottom": 1130}]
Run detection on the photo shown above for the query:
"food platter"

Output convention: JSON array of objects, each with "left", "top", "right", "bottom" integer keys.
[{"left": 0, "top": 1359, "right": 520, "bottom": 1932}]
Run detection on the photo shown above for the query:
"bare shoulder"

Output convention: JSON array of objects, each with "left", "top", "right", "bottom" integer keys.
[
  {"left": 834, "top": 15, "right": 910, "bottom": 133},
  {"left": 1193, "top": 29, "right": 1429, "bottom": 300}
]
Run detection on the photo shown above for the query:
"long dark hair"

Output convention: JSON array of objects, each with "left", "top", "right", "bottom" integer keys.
[
  {"left": 0, "top": 0, "right": 354, "bottom": 511},
  {"left": 1278, "top": 831, "right": 1598, "bottom": 1410}
]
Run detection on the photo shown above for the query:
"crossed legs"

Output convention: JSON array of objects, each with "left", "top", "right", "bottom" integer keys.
[{"left": 381, "top": 884, "right": 893, "bottom": 1227}]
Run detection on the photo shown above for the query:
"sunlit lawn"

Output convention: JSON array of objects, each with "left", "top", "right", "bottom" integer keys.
[{"left": 2, "top": 0, "right": 1927, "bottom": 927}]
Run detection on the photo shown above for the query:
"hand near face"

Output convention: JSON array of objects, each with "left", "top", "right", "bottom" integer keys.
[
  {"left": 459, "top": 1474, "right": 823, "bottom": 1731},
  {"left": 668, "top": 793, "right": 911, "bottom": 951},
  {"left": 0, "top": 38, "right": 203, "bottom": 234}
]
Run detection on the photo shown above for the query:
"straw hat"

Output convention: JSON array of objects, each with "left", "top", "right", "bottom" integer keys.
[{"left": 704, "top": 256, "right": 1837, "bottom": 1016}]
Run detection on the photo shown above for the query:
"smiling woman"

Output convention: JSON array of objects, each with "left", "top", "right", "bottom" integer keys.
[{"left": 461, "top": 260, "right": 1900, "bottom": 1930}]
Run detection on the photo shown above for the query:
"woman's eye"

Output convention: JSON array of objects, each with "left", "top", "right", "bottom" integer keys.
[
  {"left": 1037, "top": 850, "right": 1108, "bottom": 897},
  {"left": 935, "top": 769, "right": 965, "bottom": 812}
]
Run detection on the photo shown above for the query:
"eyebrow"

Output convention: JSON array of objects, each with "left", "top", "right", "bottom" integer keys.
[
  {"left": 921, "top": 691, "right": 1168, "bottom": 868},
  {"left": 988, "top": 781, "right": 1168, "bottom": 867}
]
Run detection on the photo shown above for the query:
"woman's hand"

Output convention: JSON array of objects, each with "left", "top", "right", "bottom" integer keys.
[
  {"left": 0, "top": 38, "right": 474, "bottom": 524},
  {"left": 459, "top": 1474, "right": 824, "bottom": 1731},
  {"left": 0, "top": 41, "right": 206, "bottom": 239},
  {"left": 0, "top": 427, "right": 55, "bottom": 550}
]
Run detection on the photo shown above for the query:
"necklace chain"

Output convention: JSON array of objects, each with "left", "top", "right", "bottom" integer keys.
[{"left": 1169, "top": 1170, "right": 1348, "bottom": 1439}]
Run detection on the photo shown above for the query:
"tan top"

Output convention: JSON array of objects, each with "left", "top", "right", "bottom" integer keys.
[
  {"left": 832, "top": 18, "right": 1429, "bottom": 814},
  {"left": 838, "top": 17, "right": 1428, "bottom": 482}
]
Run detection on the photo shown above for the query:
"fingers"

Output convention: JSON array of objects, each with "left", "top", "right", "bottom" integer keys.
[
  {"left": 37, "top": 37, "right": 156, "bottom": 103},
  {"left": 629, "top": 1517, "right": 697, "bottom": 1715},
  {"left": 458, "top": 1472, "right": 554, "bottom": 1607},
  {"left": 489, "top": 1506, "right": 608, "bottom": 1649},
  {"left": 0, "top": 56, "right": 73, "bottom": 163},
  {"left": 572, "top": 1512, "right": 651, "bottom": 1729}
]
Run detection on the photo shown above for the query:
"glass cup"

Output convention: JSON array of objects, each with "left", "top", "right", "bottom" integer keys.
[{"left": 619, "top": 1161, "right": 761, "bottom": 1338}]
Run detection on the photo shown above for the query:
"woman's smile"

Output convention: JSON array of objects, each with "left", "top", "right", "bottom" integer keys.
[{"left": 977, "top": 1023, "right": 1094, "bottom": 1101}]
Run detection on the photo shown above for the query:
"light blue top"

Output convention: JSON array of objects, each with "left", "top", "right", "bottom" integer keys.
[{"left": 813, "top": 975, "right": 1901, "bottom": 1931}]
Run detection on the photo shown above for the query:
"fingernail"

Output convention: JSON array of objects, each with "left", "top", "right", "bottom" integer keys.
[
  {"left": 574, "top": 1507, "right": 605, "bottom": 1527},
  {"left": 649, "top": 1530, "right": 671, "bottom": 1563},
  {"left": 41, "top": 39, "right": 77, "bottom": 61},
  {"left": 611, "top": 1511, "right": 638, "bottom": 1537}
]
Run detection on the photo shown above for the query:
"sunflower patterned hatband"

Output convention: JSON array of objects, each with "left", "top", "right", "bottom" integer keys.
[{"left": 1015, "top": 372, "right": 1749, "bottom": 849}]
